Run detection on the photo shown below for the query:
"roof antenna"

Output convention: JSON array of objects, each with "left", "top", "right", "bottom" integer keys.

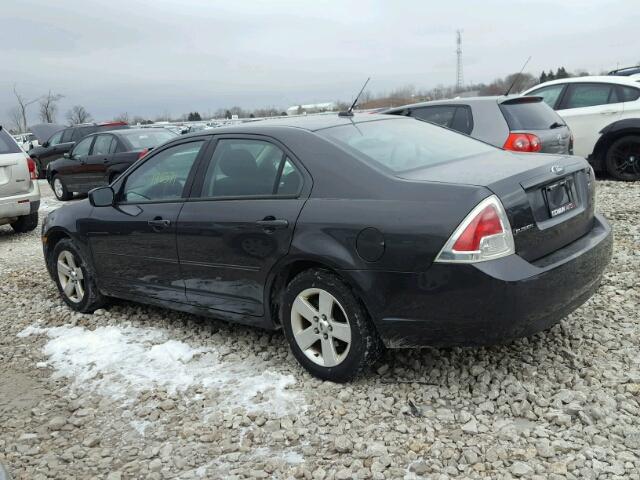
[
  {"left": 339, "top": 77, "right": 371, "bottom": 117},
  {"left": 504, "top": 56, "right": 531, "bottom": 96}
]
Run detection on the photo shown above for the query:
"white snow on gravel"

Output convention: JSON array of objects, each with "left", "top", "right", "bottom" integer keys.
[{"left": 19, "top": 324, "right": 304, "bottom": 416}]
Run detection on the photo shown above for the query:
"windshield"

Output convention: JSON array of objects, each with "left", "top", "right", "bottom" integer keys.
[
  {"left": 318, "top": 118, "right": 494, "bottom": 173},
  {"left": 121, "top": 130, "right": 177, "bottom": 149}
]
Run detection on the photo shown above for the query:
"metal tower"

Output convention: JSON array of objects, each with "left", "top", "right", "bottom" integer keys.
[{"left": 456, "top": 30, "right": 464, "bottom": 91}]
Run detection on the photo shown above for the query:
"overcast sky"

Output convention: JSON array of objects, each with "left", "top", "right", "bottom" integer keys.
[{"left": 1, "top": 0, "right": 638, "bottom": 126}]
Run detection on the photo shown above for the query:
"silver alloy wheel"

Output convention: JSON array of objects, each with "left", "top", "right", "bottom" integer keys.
[
  {"left": 53, "top": 178, "right": 64, "bottom": 199},
  {"left": 57, "top": 250, "right": 85, "bottom": 303},
  {"left": 290, "top": 288, "right": 352, "bottom": 367}
]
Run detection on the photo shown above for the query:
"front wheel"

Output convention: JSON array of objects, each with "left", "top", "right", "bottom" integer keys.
[
  {"left": 281, "top": 269, "right": 382, "bottom": 382},
  {"left": 52, "top": 175, "right": 72, "bottom": 201},
  {"left": 605, "top": 135, "right": 640, "bottom": 181}
]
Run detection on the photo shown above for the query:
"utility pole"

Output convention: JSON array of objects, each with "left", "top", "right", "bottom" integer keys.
[{"left": 456, "top": 30, "right": 464, "bottom": 92}]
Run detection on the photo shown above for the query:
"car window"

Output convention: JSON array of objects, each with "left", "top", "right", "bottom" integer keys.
[
  {"left": 410, "top": 106, "right": 456, "bottom": 127},
  {"left": 60, "top": 129, "right": 74, "bottom": 143},
  {"left": 120, "top": 130, "right": 177, "bottom": 149},
  {"left": 92, "top": 135, "right": 115, "bottom": 155},
  {"left": 201, "top": 139, "right": 287, "bottom": 197},
  {"left": 0, "top": 129, "right": 21, "bottom": 154},
  {"left": 121, "top": 141, "right": 204, "bottom": 203},
  {"left": 562, "top": 84, "right": 616, "bottom": 109},
  {"left": 620, "top": 86, "right": 640, "bottom": 102},
  {"left": 276, "top": 158, "right": 303, "bottom": 195},
  {"left": 529, "top": 85, "right": 565, "bottom": 108},
  {"left": 72, "top": 137, "right": 94, "bottom": 158},
  {"left": 499, "top": 99, "right": 564, "bottom": 130},
  {"left": 320, "top": 118, "right": 495, "bottom": 173},
  {"left": 450, "top": 106, "right": 474, "bottom": 134},
  {"left": 47, "top": 131, "right": 63, "bottom": 146},
  {"left": 71, "top": 126, "right": 96, "bottom": 142}
]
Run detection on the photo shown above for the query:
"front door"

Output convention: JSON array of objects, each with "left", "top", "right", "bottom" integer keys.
[
  {"left": 63, "top": 136, "right": 95, "bottom": 192},
  {"left": 87, "top": 139, "right": 207, "bottom": 301},
  {"left": 177, "top": 137, "right": 308, "bottom": 316},
  {"left": 77, "top": 134, "right": 117, "bottom": 192}
]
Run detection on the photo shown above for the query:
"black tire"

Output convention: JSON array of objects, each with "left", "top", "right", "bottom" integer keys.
[
  {"left": 10, "top": 212, "right": 38, "bottom": 233},
  {"left": 605, "top": 135, "right": 640, "bottom": 181},
  {"left": 281, "top": 269, "right": 383, "bottom": 382},
  {"left": 52, "top": 175, "right": 72, "bottom": 201},
  {"left": 50, "top": 238, "right": 107, "bottom": 313}
]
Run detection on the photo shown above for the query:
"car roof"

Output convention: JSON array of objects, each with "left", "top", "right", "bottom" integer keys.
[
  {"left": 383, "top": 95, "right": 545, "bottom": 113},
  {"left": 87, "top": 127, "right": 167, "bottom": 137},
  {"left": 179, "top": 113, "right": 406, "bottom": 137},
  {"left": 526, "top": 76, "right": 640, "bottom": 90}
]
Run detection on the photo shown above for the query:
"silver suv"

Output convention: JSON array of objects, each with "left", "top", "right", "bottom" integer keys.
[{"left": 0, "top": 127, "right": 40, "bottom": 233}]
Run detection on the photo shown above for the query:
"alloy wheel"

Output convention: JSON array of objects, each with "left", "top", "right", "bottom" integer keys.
[
  {"left": 53, "top": 178, "right": 64, "bottom": 199},
  {"left": 611, "top": 140, "right": 640, "bottom": 179},
  {"left": 290, "top": 288, "right": 352, "bottom": 367},
  {"left": 57, "top": 250, "right": 85, "bottom": 303}
]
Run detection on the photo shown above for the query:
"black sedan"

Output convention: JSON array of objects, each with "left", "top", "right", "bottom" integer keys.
[
  {"left": 41, "top": 114, "right": 612, "bottom": 382},
  {"left": 46, "top": 128, "right": 177, "bottom": 200}
]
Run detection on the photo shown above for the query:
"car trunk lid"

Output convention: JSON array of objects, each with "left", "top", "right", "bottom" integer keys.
[
  {"left": 0, "top": 152, "right": 31, "bottom": 197},
  {"left": 398, "top": 150, "right": 595, "bottom": 261}
]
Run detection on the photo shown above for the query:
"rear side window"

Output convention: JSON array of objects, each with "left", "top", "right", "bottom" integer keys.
[
  {"left": 61, "top": 128, "right": 74, "bottom": 143},
  {"left": 319, "top": 118, "right": 494, "bottom": 173},
  {"left": 561, "top": 84, "right": 616, "bottom": 109},
  {"left": 620, "top": 86, "right": 640, "bottom": 102},
  {"left": 92, "top": 135, "right": 116, "bottom": 155},
  {"left": 450, "top": 107, "right": 474, "bottom": 134},
  {"left": 0, "top": 129, "right": 21, "bottom": 154},
  {"left": 411, "top": 106, "right": 456, "bottom": 126},
  {"left": 499, "top": 100, "right": 564, "bottom": 130}
]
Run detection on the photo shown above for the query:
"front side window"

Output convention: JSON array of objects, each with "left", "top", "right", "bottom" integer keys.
[
  {"left": 319, "top": 118, "right": 494, "bottom": 173},
  {"left": 529, "top": 85, "right": 565, "bottom": 109},
  {"left": 92, "top": 135, "right": 116, "bottom": 155},
  {"left": 121, "top": 141, "right": 203, "bottom": 203},
  {"left": 48, "top": 131, "right": 63, "bottom": 146},
  {"left": 562, "top": 84, "right": 616, "bottom": 109},
  {"left": 201, "top": 139, "right": 292, "bottom": 197},
  {"left": 411, "top": 106, "right": 456, "bottom": 127},
  {"left": 72, "top": 137, "right": 93, "bottom": 158}
]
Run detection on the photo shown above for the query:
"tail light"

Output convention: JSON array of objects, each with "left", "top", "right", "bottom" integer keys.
[
  {"left": 434, "top": 195, "right": 515, "bottom": 263},
  {"left": 26, "top": 157, "right": 37, "bottom": 180},
  {"left": 503, "top": 133, "right": 542, "bottom": 153},
  {"left": 137, "top": 148, "right": 149, "bottom": 160}
]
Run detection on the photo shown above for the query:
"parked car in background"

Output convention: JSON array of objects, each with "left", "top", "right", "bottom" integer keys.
[
  {"left": 384, "top": 96, "right": 572, "bottom": 155},
  {"left": 29, "top": 122, "right": 129, "bottom": 179},
  {"left": 523, "top": 76, "right": 640, "bottom": 180},
  {"left": 608, "top": 65, "right": 640, "bottom": 78},
  {"left": 42, "top": 114, "right": 611, "bottom": 381},
  {"left": 0, "top": 127, "right": 40, "bottom": 233},
  {"left": 46, "top": 128, "right": 177, "bottom": 201},
  {"left": 13, "top": 133, "right": 39, "bottom": 152}
]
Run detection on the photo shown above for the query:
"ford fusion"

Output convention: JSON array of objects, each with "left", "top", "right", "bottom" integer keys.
[{"left": 42, "top": 114, "right": 612, "bottom": 382}]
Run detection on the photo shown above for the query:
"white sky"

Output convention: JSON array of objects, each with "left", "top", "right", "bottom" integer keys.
[{"left": 1, "top": 0, "right": 638, "bottom": 124}]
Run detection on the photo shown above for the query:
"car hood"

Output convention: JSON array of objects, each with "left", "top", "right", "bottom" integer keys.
[{"left": 29, "top": 123, "right": 65, "bottom": 143}]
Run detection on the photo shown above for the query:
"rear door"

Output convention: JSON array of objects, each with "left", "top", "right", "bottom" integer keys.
[
  {"left": 0, "top": 129, "right": 29, "bottom": 198},
  {"left": 78, "top": 134, "right": 117, "bottom": 191},
  {"left": 176, "top": 136, "right": 309, "bottom": 316},
  {"left": 63, "top": 136, "right": 95, "bottom": 192},
  {"left": 556, "top": 83, "right": 624, "bottom": 158}
]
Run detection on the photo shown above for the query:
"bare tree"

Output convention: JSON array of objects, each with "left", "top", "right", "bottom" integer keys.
[
  {"left": 113, "top": 112, "right": 130, "bottom": 123},
  {"left": 39, "top": 90, "right": 64, "bottom": 123},
  {"left": 12, "top": 85, "right": 40, "bottom": 133},
  {"left": 8, "top": 107, "right": 24, "bottom": 133},
  {"left": 66, "top": 105, "right": 93, "bottom": 125}
]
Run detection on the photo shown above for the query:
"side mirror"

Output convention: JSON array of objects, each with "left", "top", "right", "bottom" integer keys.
[
  {"left": 63, "top": 152, "right": 71, "bottom": 159},
  {"left": 43, "top": 141, "right": 49, "bottom": 148},
  {"left": 89, "top": 186, "right": 114, "bottom": 207}
]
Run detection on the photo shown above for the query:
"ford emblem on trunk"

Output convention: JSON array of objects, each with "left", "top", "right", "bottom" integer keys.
[{"left": 551, "top": 165, "right": 565, "bottom": 175}]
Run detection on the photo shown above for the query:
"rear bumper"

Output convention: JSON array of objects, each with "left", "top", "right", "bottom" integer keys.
[
  {"left": 0, "top": 181, "right": 40, "bottom": 220},
  {"left": 349, "top": 213, "right": 612, "bottom": 348}
]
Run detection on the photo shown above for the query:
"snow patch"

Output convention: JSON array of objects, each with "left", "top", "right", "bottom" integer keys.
[{"left": 19, "top": 324, "right": 304, "bottom": 416}]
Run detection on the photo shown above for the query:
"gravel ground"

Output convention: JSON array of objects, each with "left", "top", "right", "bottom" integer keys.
[{"left": 0, "top": 179, "right": 638, "bottom": 480}]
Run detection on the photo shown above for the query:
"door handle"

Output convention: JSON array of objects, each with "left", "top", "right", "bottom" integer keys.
[
  {"left": 148, "top": 218, "right": 171, "bottom": 230},
  {"left": 256, "top": 217, "right": 288, "bottom": 229}
]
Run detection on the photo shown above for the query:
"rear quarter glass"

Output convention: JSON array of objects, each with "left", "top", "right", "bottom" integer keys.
[
  {"left": 499, "top": 101, "right": 564, "bottom": 131},
  {"left": 0, "top": 129, "right": 22, "bottom": 154}
]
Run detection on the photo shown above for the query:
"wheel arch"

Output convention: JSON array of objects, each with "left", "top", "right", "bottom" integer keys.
[
  {"left": 43, "top": 227, "right": 73, "bottom": 275},
  {"left": 592, "top": 119, "right": 640, "bottom": 170}
]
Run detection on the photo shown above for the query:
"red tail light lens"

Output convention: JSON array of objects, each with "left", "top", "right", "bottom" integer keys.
[
  {"left": 435, "top": 195, "right": 515, "bottom": 263},
  {"left": 503, "top": 133, "right": 542, "bottom": 153},
  {"left": 26, "top": 157, "right": 37, "bottom": 180},
  {"left": 138, "top": 148, "right": 149, "bottom": 160}
]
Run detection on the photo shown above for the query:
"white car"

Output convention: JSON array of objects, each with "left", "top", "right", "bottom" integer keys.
[
  {"left": 0, "top": 127, "right": 40, "bottom": 233},
  {"left": 523, "top": 76, "right": 640, "bottom": 181},
  {"left": 13, "top": 132, "right": 39, "bottom": 152}
]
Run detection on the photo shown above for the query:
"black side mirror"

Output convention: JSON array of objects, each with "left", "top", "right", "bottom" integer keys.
[
  {"left": 43, "top": 141, "right": 49, "bottom": 148},
  {"left": 89, "top": 186, "right": 114, "bottom": 207}
]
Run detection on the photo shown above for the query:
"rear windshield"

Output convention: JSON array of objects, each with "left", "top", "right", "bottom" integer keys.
[
  {"left": 0, "top": 129, "right": 21, "bottom": 154},
  {"left": 499, "top": 99, "right": 564, "bottom": 130},
  {"left": 121, "top": 130, "right": 177, "bottom": 149},
  {"left": 318, "top": 118, "right": 494, "bottom": 173}
]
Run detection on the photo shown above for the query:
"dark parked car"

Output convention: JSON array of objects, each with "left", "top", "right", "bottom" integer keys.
[
  {"left": 384, "top": 96, "right": 572, "bottom": 154},
  {"left": 29, "top": 121, "right": 128, "bottom": 178},
  {"left": 42, "top": 114, "right": 612, "bottom": 382},
  {"left": 46, "top": 128, "right": 177, "bottom": 201}
]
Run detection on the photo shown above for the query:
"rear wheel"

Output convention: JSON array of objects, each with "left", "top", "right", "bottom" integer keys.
[
  {"left": 281, "top": 269, "right": 382, "bottom": 382},
  {"left": 10, "top": 212, "right": 38, "bottom": 233},
  {"left": 51, "top": 239, "right": 106, "bottom": 312},
  {"left": 52, "top": 175, "right": 72, "bottom": 201},
  {"left": 605, "top": 135, "right": 640, "bottom": 181}
]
